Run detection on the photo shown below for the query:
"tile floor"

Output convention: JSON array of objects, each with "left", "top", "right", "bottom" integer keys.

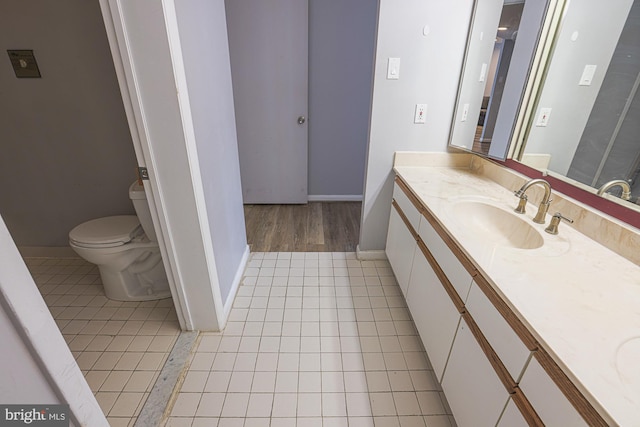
[
  {"left": 25, "top": 256, "right": 181, "bottom": 427},
  {"left": 165, "top": 252, "right": 457, "bottom": 427}
]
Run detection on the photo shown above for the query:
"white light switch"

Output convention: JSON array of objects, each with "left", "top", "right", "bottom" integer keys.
[
  {"left": 414, "top": 104, "right": 427, "bottom": 124},
  {"left": 536, "top": 107, "right": 552, "bottom": 127},
  {"left": 461, "top": 104, "right": 470, "bottom": 122},
  {"left": 579, "top": 65, "right": 597, "bottom": 86},
  {"left": 479, "top": 63, "right": 488, "bottom": 82},
  {"left": 387, "top": 57, "right": 400, "bottom": 80}
]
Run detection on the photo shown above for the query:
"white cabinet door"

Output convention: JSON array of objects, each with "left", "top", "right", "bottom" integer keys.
[
  {"left": 385, "top": 206, "right": 416, "bottom": 296},
  {"left": 497, "top": 398, "right": 528, "bottom": 427},
  {"left": 406, "top": 248, "right": 461, "bottom": 381},
  {"left": 519, "top": 357, "right": 588, "bottom": 427},
  {"left": 441, "top": 317, "right": 510, "bottom": 427},
  {"left": 418, "top": 216, "right": 473, "bottom": 302},
  {"left": 466, "top": 282, "right": 532, "bottom": 382}
]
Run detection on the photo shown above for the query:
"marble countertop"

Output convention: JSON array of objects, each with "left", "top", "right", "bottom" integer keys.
[{"left": 393, "top": 155, "right": 640, "bottom": 426}]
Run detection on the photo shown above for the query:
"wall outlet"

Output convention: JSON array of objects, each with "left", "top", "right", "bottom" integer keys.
[
  {"left": 414, "top": 104, "right": 427, "bottom": 124},
  {"left": 536, "top": 107, "right": 552, "bottom": 127}
]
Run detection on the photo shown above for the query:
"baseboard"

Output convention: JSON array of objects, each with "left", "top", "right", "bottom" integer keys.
[
  {"left": 356, "top": 245, "right": 387, "bottom": 260},
  {"left": 220, "top": 244, "right": 250, "bottom": 329},
  {"left": 18, "top": 246, "right": 79, "bottom": 258},
  {"left": 307, "top": 194, "right": 363, "bottom": 202}
]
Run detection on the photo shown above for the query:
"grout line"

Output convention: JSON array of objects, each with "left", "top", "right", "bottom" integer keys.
[{"left": 134, "top": 330, "right": 199, "bottom": 427}]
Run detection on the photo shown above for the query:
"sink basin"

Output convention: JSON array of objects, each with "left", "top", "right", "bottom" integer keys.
[{"left": 451, "top": 200, "right": 544, "bottom": 250}]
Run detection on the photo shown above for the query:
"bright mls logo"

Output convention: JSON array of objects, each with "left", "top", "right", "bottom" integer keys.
[{"left": 0, "top": 405, "right": 68, "bottom": 427}]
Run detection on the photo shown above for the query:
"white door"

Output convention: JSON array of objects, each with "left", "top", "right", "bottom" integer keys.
[{"left": 226, "top": 0, "right": 309, "bottom": 204}]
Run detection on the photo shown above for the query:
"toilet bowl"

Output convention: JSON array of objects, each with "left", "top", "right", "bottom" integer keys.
[{"left": 69, "top": 182, "right": 171, "bottom": 301}]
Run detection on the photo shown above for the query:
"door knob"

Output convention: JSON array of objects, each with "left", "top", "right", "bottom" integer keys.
[{"left": 297, "top": 115, "right": 306, "bottom": 125}]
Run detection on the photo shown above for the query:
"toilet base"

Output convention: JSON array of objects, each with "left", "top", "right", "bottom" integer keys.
[{"left": 98, "top": 257, "right": 171, "bottom": 301}]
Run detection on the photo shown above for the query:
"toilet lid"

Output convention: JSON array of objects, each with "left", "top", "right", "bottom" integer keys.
[{"left": 69, "top": 215, "right": 142, "bottom": 248}]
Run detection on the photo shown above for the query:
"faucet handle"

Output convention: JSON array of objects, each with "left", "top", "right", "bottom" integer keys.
[
  {"left": 513, "top": 192, "right": 527, "bottom": 214},
  {"left": 544, "top": 212, "right": 573, "bottom": 235}
]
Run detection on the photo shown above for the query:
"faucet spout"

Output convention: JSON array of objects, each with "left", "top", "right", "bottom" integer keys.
[
  {"left": 513, "top": 178, "right": 552, "bottom": 224},
  {"left": 597, "top": 180, "right": 631, "bottom": 201}
]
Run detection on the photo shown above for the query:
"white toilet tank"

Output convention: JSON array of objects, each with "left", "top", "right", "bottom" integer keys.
[{"left": 129, "top": 181, "right": 158, "bottom": 242}]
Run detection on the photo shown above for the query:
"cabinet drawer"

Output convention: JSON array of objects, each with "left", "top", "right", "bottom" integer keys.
[
  {"left": 393, "top": 182, "right": 421, "bottom": 232},
  {"left": 418, "top": 217, "right": 473, "bottom": 302},
  {"left": 466, "top": 282, "right": 532, "bottom": 382},
  {"left": 519, "top": 357, "right": 588, "bottom": 426}
]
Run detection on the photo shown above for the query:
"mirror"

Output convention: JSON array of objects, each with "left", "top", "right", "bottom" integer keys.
[
  {"left": 449, "top": 0, "right": 550, "bottom": 160},
  {"left": 516, "top": 0, "right": 640, "bottom": 208}
]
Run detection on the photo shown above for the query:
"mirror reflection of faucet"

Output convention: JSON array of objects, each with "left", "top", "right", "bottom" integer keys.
[
  {"left": 513, "top": 179, "right": 552, "bottom": 224},
  {"left": 597, "top": 180, "right": 632, "bottom": 201}
]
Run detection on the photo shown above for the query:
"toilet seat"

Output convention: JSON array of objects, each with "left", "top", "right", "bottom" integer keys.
[{"left": 69, "top": 215, "right": 144, "bottom": 249}]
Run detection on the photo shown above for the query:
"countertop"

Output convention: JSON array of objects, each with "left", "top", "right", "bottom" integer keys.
[{"left": 393, "top": 155, "right": 640, "bottom": 426}]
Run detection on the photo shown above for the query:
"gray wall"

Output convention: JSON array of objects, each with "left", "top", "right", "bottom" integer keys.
[
  {"left": 568, "top": 0, "right": 640, "bottom": 189},
  {"left": 0, "top": 0, "right": 138, "bottom": 247},
  {"left": 174, "top": 0, "right": 248, "bottom": 304},
  {"left": 308, "top": 0, "right": 378, "bottom": 198}
]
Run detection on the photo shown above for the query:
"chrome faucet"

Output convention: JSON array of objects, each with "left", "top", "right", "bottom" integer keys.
[
  {"left": 597, "top": 179, "right": 631, "bottom": 201},
  {"left": 513, "top": 179, "right": 552, "bottom": 224}
]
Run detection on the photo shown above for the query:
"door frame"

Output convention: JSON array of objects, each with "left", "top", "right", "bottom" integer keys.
[{"left": 99, "top": 0, "right": 228, "bottom": 331}]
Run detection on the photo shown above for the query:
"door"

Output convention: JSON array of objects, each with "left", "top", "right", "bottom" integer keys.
[{"left": 226, "top": 0, "right": 309, "bottom": 204}]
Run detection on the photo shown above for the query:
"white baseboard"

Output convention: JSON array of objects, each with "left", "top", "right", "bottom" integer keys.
[
  {"left": 220, "top": 244, "right": 250, "bottom": 329},
  {"left": 18, "top": 246, "right": 79, "bottom": 258},
  {"left": 356, "top": 245, "right": 387, "bottom": 260},
  {"left": 307, "top": 195, "right": 363, "bottom": 202}
]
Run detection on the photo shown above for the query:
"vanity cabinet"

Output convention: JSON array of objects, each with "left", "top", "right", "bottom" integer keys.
[
  {"left": 497, "top": 397, "right": 529, "bottom": 427},
  {"left": 406, "top": 241, "right": 461, "bottom": 381},
  {"left": 519, "top": 357, "right": 588, "bottom": 426},
  {"left": 385, "top": 183, "right": 420, "bottom": 296},
  {"left": 465, "top": 282, "right": 532, "bottom": 382},
  {"left": 386, "top": 176, "right": 608, "bottom": 427},
  {"left": 441, "top": 315, "right": 511, "bottom": 427}
]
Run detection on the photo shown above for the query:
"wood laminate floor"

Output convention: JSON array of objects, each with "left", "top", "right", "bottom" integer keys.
[{"left": 244, "top": 202, "right": 361, "bottom": 252}]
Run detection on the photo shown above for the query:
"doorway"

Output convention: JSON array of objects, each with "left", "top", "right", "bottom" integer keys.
[{"left": 226, "top": 0, "right": 377, "bottom": 250}]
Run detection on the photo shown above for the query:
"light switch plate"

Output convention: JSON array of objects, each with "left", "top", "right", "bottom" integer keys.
[
  {"left": 579, "top": 65, "right": 597, "bottom": 86},
  {"left": 414, "top": 104, "right": 427, "bottom": 124},
  {"left": 536, "top": 107, "right": 552, "bottom": 126},
  {"left": 479, "top": 63, "right": 488, "bottom": 82},
  {"left": 387, "top": 57, "right": 400, "bottom": 80},
  {"left": 461, "top": 104, "right": 470, "bottom": 122}
]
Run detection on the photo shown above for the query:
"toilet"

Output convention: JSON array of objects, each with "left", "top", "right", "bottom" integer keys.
[{"left": 69, "top": 181, "right": 171, "bottom": 301}]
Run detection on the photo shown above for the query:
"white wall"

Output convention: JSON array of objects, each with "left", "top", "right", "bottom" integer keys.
[
  {"left": 173, "top": 0, "right": 249, "bottom": 305},
  {"left": 359, "top": 0, "right": 474, "bottom": 251},
  {"left": 101, "top": 0, "right": 249, "bottom": 330},
  {"left": 0, "top": 215, "right": 107, "bottom": 426},
  {"left": 0, "top": 0, "right": 138, "bottom": 247},
  {"left": 522, "top": 0, "right": 635, "bottom": 175},
  {"left": 308, "top": 0, "right": 378, "bottom": 198}
]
